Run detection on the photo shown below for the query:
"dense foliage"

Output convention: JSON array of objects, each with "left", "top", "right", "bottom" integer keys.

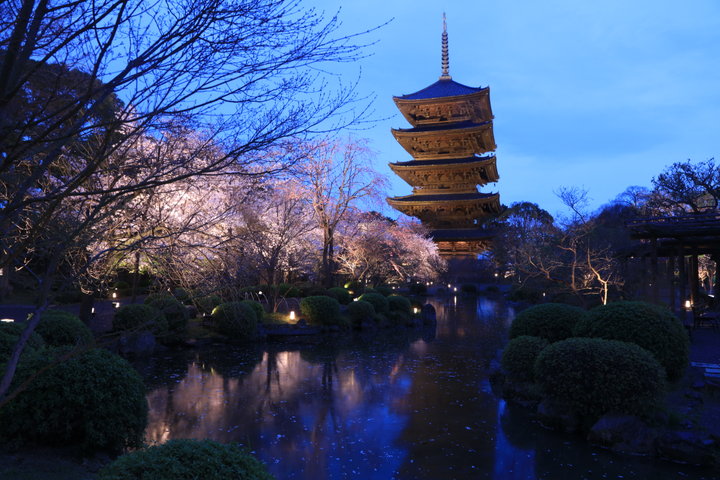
[
  {"left": 240, "top": 300, "right": 265, "bottom": 322},
  {"left": 36, "top": 309, "right": 93, "bottom": 347},
  {"left": 326, "top": 287, "right": 351, "bottom": 305},
  {"left": 144, "top": 294, "right": 189, "bottom": 333},
  {"left": 535, "top": 338, "right": 665, "bottom": 419},
  {"left": 113, "top": 304, "right": 168, "bottom": 335},
  {"left": 501, "top": 335, "right": 549, "bottom": 382},
  {"left": 509, "top": 303, "right": 585, "bottom": 343},
  {"left": 358, "top": 293, "right": 389, "bottom": 315},
  {"left": 300, "top": 296, "right": 341, "bottom": 326},
  {"left": 0, "top": 348, "right": 147, "bottom": 452},
  {"left": 0, "top": 322, "right": 45, "bottom": 362},
  {"left": 573, "top": 301, "right": 689, "bottom": 381},
  {"left": 347, "top": 300, "right": 376, "bottom": 327},
  {"left": 374, "top": 285, "right": 392, "bottom": 297},
  {"left": 195, "top": 294, "right": 222, "bottom": 314},
  {"left": 99, "top": 439, "right": 275, "bottom": 480},
  {"left": 388, "top": 295, "right": 412, "bottom": 314},
  {"left": 211, "top": 302, "right": 259, "bottom": 340}
]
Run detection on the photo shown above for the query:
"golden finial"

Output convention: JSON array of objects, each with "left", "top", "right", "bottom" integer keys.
[{"left": 440, "top": 13, "right": 452, "bottom": 80}]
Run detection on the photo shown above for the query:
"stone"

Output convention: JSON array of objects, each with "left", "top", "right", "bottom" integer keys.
[
  {"left": 536, "top": 400, "right": 580, "bottom": 433},
  {"left": 656, "top": 430, "right": 718, "bottom": 467},
  {"left": 587, "top": 414, "right": 658, "bottom": 455}
]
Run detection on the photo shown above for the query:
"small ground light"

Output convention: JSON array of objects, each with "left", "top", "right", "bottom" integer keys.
[
  {"left": 447, "top": 284, "right": 451, "bottom": 289},
  {"left": 113, "top": 301, "right": 120, "bottom": 309},
  {"left": 91, "top": 307, "right": 95, "bottom": 314},
  {"left": 112, "top": 291, "right": 117, "bottom": 299},
  {"left": 1, "top": 318, "right": 14, "bottom": 323},
  {"left": 258, "top": 291, "right": 263, "bottom": 296},
  {"left": 453, "top": 287, "right": 457, "bottom": 292},
  {"left": 685, "top": 300, "right": 692, "bottom": 310},
  {"left": 289, "top": 311, "right": 296, "bottom": 321},
  {"left": 413, "top": 307, "right": 419, "bottom": 314}
]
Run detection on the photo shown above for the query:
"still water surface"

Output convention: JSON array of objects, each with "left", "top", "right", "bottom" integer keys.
[{"left": 134, "top": 297, "right": 717, "bottom": 479}]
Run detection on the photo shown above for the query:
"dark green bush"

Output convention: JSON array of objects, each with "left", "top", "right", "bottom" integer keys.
[
  {"left": 535, "top": 337, "right": 665, "bottom": 419},
  {"left": 145, "top": 294, "right": 189, "bottom": 332},
  {"left": 300, "top": 296, "right": 341, "bottom": 326},
  {"left": 387, "top": 310, "right": 410, "bottom": 326},
  {"left": 211, "top": 302, "right": 258, "bottom": 339},
  {"left": 0, "top": 322, "right": 45, "bottom": 362},
  {"left": 506, "top": 285, "right": 542, "bottom": 303},
  {"left": 99, "top": 439, "right": 274, "bottom": 480},
  {"left": 0, "top": 348, "right": 147, "bottom": 452},
  {"left": 358, "top": 293, "right": 389, "bottom": 314},
  {"left": 36, "top": 309, "right": 93, "bottom": 347},
  {"left": 196, "top": 294, "right": 222, "bottom": 314},
  {"left": 388, "top": 295, "right": 412, "bottom": 314},
  {"left": 278, "top": 283, "right": 301, "bottom": 297},
  {"left": 509, "top": 303, "right": 585, "bottom": 343},
  {"left": 240, "top": 300, "right": 265, "bottom": 322},
  {"left": 374, "top": 285, "right": 392, "bottom": 297},
  {"left": 501, "top": 335, "right": 548, "bottom": 382},
  {"left": 326, "top": 287, "right": 351, "bottom": 305},
  {"left": 173, "top": 288, "right": 191, "bottom": 304},
  {"left": 347, "top": 300, "right": 376, "bottom": 327},
  {"left": 408, "top": 283, "right": 427, "bottom": 295},
  {"left": 573, "top": 301, "right": 689, "bottom": 382},
  {"left": 113, "top": 304, "right": 168, "bottom": 335}
]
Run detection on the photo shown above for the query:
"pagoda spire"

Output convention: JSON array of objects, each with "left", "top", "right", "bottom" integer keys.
[{"left": 440, "top": 13, "right": 451, "bottom": 80}]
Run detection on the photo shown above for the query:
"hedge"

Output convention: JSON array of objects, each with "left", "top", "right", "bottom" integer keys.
[
  {"left": 347, "top": 300, "right": 376, "bottom": 327},
  {"left": 535, "top": 337, "right": 665, "bottom": 419},
  {"left": 501, "top": 335, "right": 549, "bottom": 382},
  {"left": 144, "top": 294, "right": 189, "bottom": 333},
  {"left": 113, "top": 304, "right": 168, "bottom": 336},
  {"left": 36, "top": 309, "right": 93, "bottom": 347},
  {"left": 300, "top": 296, "right": 341, "bottom": 326},
  {"left": 0, "top": 322, "right": 45, "bottom": 363},
  {"left": 211, "top": 302, "right": 258, "bottom": 340},
  {"left": 0, "top": 348, "right": 147, "bottom": 452},
  {"left": 240, "top": 300, "right": 265, "bottom": 322},
  {"left": 326, "top": 287, "right": 351, "bottom": 305},
  {"left": 509, "top": 303, "right": 585, "bottom": 343},
  {"left": 573, "top": 301, "right": 689, "bottom": 382},
  {"left": 99, "top": 439, "right": 274, "bottom": 480},
  {"left": 358, "top": 293, "right": 389, "bottom": 315},
  {"left": 388, "top": 295, "right": 412, "bottom": 314}
]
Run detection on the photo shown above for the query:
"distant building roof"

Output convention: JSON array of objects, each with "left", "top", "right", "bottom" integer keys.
[
  {"left": 393, "top": 120, "right": 490, "bottom": 134},
  {"left": 396, "top": 79, "right": 486, "bottom": 101}
]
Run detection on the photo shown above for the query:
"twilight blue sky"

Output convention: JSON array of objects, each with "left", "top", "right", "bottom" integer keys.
[{"left": 309, "top": 0, "right": 720, "bottom": 218}]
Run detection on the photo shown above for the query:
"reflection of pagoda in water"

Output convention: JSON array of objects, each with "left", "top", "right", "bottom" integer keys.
[{"left": 387, "top": 15, "right": 500, "bottom": 259}]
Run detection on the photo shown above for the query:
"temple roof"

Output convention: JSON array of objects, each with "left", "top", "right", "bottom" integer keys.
[
  {"left": 391, "top": 155, "right": 495, "bottom": 167},
  {"left": 393, "top": 120, "right": 489, "bottom": 134},
  {"left": 388, "top": 192, "right": 496, "bottom": 203},
  {"left": 396, "top": 79, "right": 487, "bottom": 101},
  {"left": 430, "top": 228, "right": 496, "bottom": 240}
]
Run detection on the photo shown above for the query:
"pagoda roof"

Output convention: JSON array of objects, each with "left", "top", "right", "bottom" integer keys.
[
  {"left": 391, "top": 155, "right": 495, "bottom": 167},
  {"left": 393, "top": 120, "right": 489, "bottom": 134},
  {"left": 388, "top": 192, "right": 496, "bottom": 203},
  {"left": 430, "top": 228, "right": 496, "bottom": 241},
  {"left": 396, "top": 78, "right": 487, "bottom": 101}
]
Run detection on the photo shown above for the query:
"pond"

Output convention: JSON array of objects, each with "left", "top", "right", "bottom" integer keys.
[{"left": 133, "top": 297, "right": 716, "bottom": 480}]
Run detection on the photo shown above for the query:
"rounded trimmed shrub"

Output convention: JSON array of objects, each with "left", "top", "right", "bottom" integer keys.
[
  {"left": 0, "top": 322, "right": 45, "bottom": 362},
  {"left": 36, "top": 309, "right": 93, "bottom": 347},
  {"left": 113, "top": 304, "right": 168, "bottom": 335},
  {"left": 573, "top": 301, "right": 689, "bottom": 382},
  {"left": 388, "top": 295, "right": 412, "bottom": 314},
  {"left": 501, "top": 335, "right": 549, "bottom": 382},
  {"left": 347, "top": 300, "right": 376, "bottom": 327},
  {"left": 509, "top": 303, "right": 585, "bottom": 343},
  {"left": 99, "top": 439, "right": 274, "bottom": 480},
  {"left": 535, "top": 337, "right": 665, "bottom": 419},
  {"left": 0, "top": 348, "right": 147, "bottom": 452},
  {"left": 358, "top": 293, "right": 389, "bottom": 315},
  {"left": 374, "top": 285, "right": 392, "bottom": 297},
  {"left": 300, "top": 296, "right": 341, "bottom": 326},
  {"left": 326, "top": 287, "right": 351, "bottom": 305},
  {"left": 211, "top": 302, "right": 258, "bottom": 339},
  {"left": 278, "top": 283, "right": 301, "bottom": 297},
  {"left": 240, "top": 300, "right": 265, "bottom": 322},
  {"left": 145, "top": 294, "right": 189, "bottom": 333},
  {"left": 196, "top": 294, "right": 222, "bottom": 314}
]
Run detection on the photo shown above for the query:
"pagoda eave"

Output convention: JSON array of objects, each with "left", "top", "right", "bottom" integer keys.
[
  {"left": 392, "top": 123, "right": 496, "bottom": 160},
  {"left": 389, "top": 155, "right": 499, "bottom": 188},
  {"left": 393, "top": 87, "right": 493, "bottom": 127}
]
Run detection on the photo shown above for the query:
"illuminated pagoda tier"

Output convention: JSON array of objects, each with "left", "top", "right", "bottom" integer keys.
[{"left": 387, "top": 15, "right": 500, "bottom": 258}]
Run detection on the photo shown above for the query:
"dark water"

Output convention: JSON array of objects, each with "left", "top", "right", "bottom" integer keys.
[{"left": 134, "top": 297, "right": 718, "bottom": 480}]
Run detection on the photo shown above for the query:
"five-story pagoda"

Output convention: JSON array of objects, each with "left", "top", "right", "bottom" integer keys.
[{"left": 387, "top": 15, "right": 500, "bottom": 258}]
